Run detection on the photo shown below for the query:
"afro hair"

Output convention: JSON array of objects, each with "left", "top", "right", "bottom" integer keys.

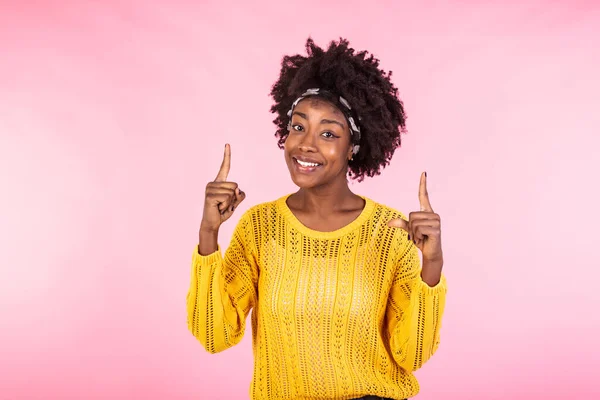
[{"left": 269, "top": 37, "right": 407, "bottom": 181}]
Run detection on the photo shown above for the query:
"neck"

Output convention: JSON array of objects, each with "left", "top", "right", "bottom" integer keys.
[{"left": 293, "top": 176, "right": 358, "bottom": 214}]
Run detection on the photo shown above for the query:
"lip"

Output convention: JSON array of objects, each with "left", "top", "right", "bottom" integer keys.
[
  {"left": 291, "top": 156, "right": 322, "bottom": 173},
  {"left": 293, "top": 155, "right": 323, "bottom": 165}
]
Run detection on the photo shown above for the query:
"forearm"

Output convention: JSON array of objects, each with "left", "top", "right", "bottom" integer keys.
[
  {"left": 187, "top": 252, "right": 222, "bottom": 352},
  {"left": 187, "top": 250, "right": 250, "bottom": 354},
  {"left": 189, "top": 219, "right": 257, "bottom": 354},
  {"left": 198, "top": 227, "right": 219, "bottom": 255},
  {"left": 421, "top": 258, "right": 443, "bottom": 287},
  {"left": 390, "top": 275, "right": 447, "bottom": 372}
]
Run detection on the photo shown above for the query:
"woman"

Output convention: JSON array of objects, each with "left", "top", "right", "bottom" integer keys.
[{"left": 187, "top": 38, "right": 447, "bottom": 400}]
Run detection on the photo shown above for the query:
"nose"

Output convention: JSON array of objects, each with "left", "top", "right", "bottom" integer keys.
[{"left": 297, "top": 129, "right": 317, "bottom": 153}]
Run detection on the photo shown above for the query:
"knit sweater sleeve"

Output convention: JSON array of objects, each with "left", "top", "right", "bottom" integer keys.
[
  {"left": 385, "top": 240, "right": 447, "bottom": 372},
  {"left": 186, "top": 211, "right": 259, "bottom": 354}
]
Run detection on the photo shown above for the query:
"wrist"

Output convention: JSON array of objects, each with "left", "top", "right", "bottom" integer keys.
[
  {"left": 198, "top": 227, "right": 219, "bottom": 256},
  {"left": 421, "top": 258, "right": 443, "bottom": 287},
  {"left": 199, "top": 223, "right": 219, "bottom": 235},
  {"left": 423, "top": 257, "right": 443, "bottom": 269},
  {"left": 421, "top": 270, "right": 442, "bottom": 287}
]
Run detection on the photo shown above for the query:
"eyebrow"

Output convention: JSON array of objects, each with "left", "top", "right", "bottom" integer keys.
[{"left": 292, "top": 111, "right": 346, "bottom": 129}]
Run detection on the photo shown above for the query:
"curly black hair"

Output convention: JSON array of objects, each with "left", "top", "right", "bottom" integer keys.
[{"left": 269, "top": 37, "right": 407, "bottom": 182}]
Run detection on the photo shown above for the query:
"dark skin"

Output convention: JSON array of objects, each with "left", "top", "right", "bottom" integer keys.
[
  {"left": 284, "top": 98, "right": 364, "bottom": 232},
  {"left": 199, "top": 98, "right": 443, "bottom": 286}
]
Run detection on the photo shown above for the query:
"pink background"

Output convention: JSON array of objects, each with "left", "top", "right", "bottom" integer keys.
[{"left": 1, "top": 1, "right": 599, "bottom": 399}]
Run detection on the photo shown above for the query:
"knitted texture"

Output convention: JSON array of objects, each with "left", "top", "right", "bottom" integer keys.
[{"left": 187, "top": 195, "right": 447, "bottom": 400}]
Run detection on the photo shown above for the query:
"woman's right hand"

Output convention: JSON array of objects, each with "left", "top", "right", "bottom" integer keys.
[{"left": 200, "top": 144, "right": 246, "bottom": 234}]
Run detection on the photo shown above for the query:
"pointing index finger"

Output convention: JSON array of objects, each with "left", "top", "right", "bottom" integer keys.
[
  {"left": 419, "top": 171, "right": 434, "bottom": 212},
  {"left": 215, "top": 144, "right": 231, "bottom": 182}
]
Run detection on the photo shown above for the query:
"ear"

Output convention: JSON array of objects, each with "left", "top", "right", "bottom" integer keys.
[{"left": 347, "top": 144, "right": 353, "bottom": 161}]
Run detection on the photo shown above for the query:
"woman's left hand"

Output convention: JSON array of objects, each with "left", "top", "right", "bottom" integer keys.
[{"left": 388, "top": 172, "right": 443, "bottom": 286}]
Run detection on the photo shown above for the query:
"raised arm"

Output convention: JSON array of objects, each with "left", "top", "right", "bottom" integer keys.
[
  {"left": 186, "top": 143, "right": 256, "bottom": 353},
  {"left": 386, "top": 173, "right": 447, "bottom": 371}
]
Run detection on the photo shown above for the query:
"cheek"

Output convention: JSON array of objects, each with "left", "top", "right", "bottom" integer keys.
[
  {"left": 324, "top": 141, "right": 349, "bottom": 158},
  {"left": 283, "top": 135, "right": 292, "bottom": 152},
  {"left": 283, "top": 135, "right": 297, "bottom": 158}
]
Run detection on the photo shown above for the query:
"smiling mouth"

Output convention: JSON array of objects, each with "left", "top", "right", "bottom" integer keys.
[
  {"left": 294, "top": 158, "right": 321, "bottom": 167},
  {"left": 293, "top": 157, "right": 322, "bottom": 171}
]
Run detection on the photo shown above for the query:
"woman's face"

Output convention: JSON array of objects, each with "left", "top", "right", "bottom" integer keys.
[{"left": 284, "top": 97, "right": 353, "bottom": 189}]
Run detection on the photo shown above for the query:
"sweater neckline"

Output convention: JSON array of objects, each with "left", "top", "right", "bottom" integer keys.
[{"left": 276, "top": 193, "right": 376, "bottom": 239}]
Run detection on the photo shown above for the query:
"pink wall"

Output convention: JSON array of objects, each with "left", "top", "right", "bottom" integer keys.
[{"left": 1, "top": 1, "right": 599, "bottom": 399}]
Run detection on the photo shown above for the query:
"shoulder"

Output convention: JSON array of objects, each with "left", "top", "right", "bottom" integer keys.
[
  {"left": 236, "top": 196, "right": 284, "bottom": 224},
  {"left": 366, "top": 196, "right": 409, "bottom": 222},
  {"left": 231, "top": 198, "right": 285, "bottom": 251},
  {"left": 365, "top": 196, "right": 412, "bottom": 248},
  {"left": 365, "top": 197, "right": 417, "bottom": 268}
]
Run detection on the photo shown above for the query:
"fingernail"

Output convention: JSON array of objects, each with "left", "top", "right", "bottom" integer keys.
[
  {"left": 231, "top": 206, "right": 235, "bottom": 211},
  {"left": 425, "top": 171, "right": 427, "bottom": 177},
  {"left": 407, "top": 234, "right": 411, "bottom": 241}
]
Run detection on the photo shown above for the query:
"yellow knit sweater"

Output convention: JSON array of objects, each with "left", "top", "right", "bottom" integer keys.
[{"left": 187, "top": 195, "right": 447, "bottom": 400}]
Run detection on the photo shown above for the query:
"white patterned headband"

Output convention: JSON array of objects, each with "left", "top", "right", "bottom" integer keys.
[{"left": 286, "top": 88, "right": 361, "bottom": 155}]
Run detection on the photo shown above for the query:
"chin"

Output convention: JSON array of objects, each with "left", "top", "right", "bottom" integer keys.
[
  {"left": 284, "top": 154, "right": 335, "bottom": 189},
  {"left": 288, "top": 170, "right": 319, "bottom": 189}
]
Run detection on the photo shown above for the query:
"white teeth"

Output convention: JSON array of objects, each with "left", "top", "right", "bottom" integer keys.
[{"left": 296, "top": 159, "right": 320, "bottom": 167}]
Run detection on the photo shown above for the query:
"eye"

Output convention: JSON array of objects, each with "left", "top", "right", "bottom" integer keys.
[
  {"left": 321, "top": 131, "right": 337, "bottom": 139},
  {"left": 291, "top": 124, "right": 304, "bottom": 132}
]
